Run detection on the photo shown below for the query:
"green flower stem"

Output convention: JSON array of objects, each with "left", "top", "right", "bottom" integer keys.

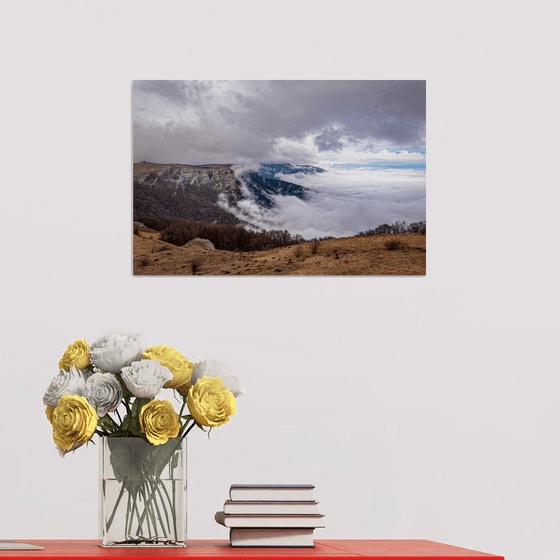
[
  {"left": 157, "top": 478, "right": 179, "bottom": 539},
  {"left": 154, "top": 485, "right": 170, "bottom": 537},
  {"left": 139, "top": 484, "right": 157, "bottom": 538},
  {"left": 144, "top": 480, "right": 167, "bottom": 537},
  {"left": 178, "top": 396, "right": 187, "bottom": 419},
  {"left": 172, "top": 480, "right": 178, "bottom": 541},
  {"left": 180, "top": 419, "right": 197, "bottom": 438},
  {"left": 136, "top": 482, "right": 161, "bottom": 537},
  {"left": 102, "top": 414, "right": 120, "bottom": 433},
  {"left": 102, "top": 437, "right": 185, "bottom": 544},
  {"left": 178, "top": 420, "right": 189, "bottom": 438},
  {"left": 105, "top": 481, "right": 126, "bottom": 532},
  {"left": 122, "top": 397, "right": 132, "bottom": 415},
  {"left": 125, "top": 489, "right": 132, "bottom": 540},
  {"left": 153, "top": 481, "right": 172, "bottom": 535},
  {"left": 131, "top": 487, "right": 147, "bottom": 539},
  {"left": 127, "top": 487, "right": 142, "bottom": 541}
]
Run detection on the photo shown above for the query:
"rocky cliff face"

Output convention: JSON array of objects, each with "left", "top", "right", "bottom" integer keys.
[
  {"left": 133, "top": 161, "right": 315, "bottom": 228},
  {"left": 236, "top": 170, "right": 311, "bottom": 208},
  {"left": 133, "top": 162, "right": 245, "bottom": 225},
  {"left": 134, "top": 162, "right": 241, "bottom": 194},
  {"left": 257, "top": 163, "right": 326, "bottom": 179}
]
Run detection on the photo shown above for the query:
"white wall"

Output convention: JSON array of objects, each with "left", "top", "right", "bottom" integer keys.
[{"left": 1, "top": 2, "right": 558, "bottom": 560}]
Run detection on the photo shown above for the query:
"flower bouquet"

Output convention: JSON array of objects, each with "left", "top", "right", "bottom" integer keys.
[{"left": 44, "top": 332, "right": 244, "bottom": 547}]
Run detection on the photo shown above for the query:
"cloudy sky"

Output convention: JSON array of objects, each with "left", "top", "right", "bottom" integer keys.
[
  {"left": 133, "top": 80, "right": 425, "bottom": 166},
  {"left": 133, "top": 80, "right": 426, "bottom": 237}
]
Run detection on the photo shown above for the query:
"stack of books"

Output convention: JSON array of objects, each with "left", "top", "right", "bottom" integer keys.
[{"left": 215, "top": 484, "right": 324, "bottom": 547}]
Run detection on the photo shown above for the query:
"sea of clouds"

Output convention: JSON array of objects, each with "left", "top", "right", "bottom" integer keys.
[{"left": 219, "top": 165, "right": 426, "bottom": 240}]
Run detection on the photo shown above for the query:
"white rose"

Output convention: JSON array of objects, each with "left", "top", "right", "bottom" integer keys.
[
  {"left": 191, "top": 358, "right": 246, "bottom": 397},
  {"left": 84, "top": 372, "right": 123, "bottom": 416},
  {"left": 121, "top": 360, "right": 173, "bottom": 398},
  {"left": 43, "top": 366, "right": 88, "bottom": 407},
  {"left": 89, "top": 332, "right": 142, "bottom": 373}
]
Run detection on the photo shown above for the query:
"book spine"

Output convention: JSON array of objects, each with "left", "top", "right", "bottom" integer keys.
[
  {"left": 223, "top": 501, "right": 319, "bottom": 514},
  {"left": 216, "top": 512, "right": 325, "bottom": 528},
  {"left": 229, "top": 491, "right": 315, "bottom": 501},
  {"left": 229, "top": 528, "right": 315, "bottom": 547}
]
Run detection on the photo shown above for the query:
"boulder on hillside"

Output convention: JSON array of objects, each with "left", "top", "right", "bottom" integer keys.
[{"left": 183, "top": 238, "right": 216, "bottom": 250}]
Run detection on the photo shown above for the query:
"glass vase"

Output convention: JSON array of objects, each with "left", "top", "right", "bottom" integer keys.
[{"left": 98, "top": 436, "right": 187, "bottom": 547}]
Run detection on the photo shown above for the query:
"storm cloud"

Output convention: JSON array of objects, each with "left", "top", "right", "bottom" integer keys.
[{"left": 133, "top": 80, "right": 425, "bottom": 165}]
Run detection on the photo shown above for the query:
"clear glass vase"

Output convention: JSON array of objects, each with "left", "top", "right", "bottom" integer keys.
[{"left": 98, "top": 437, "right": 187, "bottom": 547}]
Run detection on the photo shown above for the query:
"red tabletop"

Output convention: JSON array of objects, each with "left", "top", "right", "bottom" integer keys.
[{"left": 0, "top": 540, "right": 504, "bottom": 560}]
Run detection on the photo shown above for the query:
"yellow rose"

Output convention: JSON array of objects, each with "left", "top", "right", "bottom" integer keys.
[
  {"left": 59, "top": 339, "right": 91, "bottom": 371},
  {"left": 142, "top": 345, "right": 195, "bottom": 389},
  {"left": 50, "top": 394, "right": 97, "bottom": 451},
  {"left": 45, "top": 405, "right": 55, "bottom": 424},
  {"left": 187, "top": 376, "right": 236, "bottom": 427},
  {"left": 139, "top": 399, "right": 181, "bottom": 445}
]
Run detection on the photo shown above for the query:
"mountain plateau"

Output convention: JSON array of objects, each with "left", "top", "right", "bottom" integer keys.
[{"left": 133, "top": 162, "right": 322, "bottom": 227}]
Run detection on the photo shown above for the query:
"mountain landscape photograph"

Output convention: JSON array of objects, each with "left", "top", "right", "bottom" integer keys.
[{"left": 133, "top": 80, "right": 426, "bottom": 275}]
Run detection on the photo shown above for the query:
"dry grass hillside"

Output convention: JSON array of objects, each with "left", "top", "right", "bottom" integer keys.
[{"left": 133, "top": 227, "right": 426, "bottom": 276}]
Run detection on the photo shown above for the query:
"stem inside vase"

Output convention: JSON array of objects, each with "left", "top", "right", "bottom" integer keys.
[{"left": 99, "top": 437, "right": 187, "bottom": 547}]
